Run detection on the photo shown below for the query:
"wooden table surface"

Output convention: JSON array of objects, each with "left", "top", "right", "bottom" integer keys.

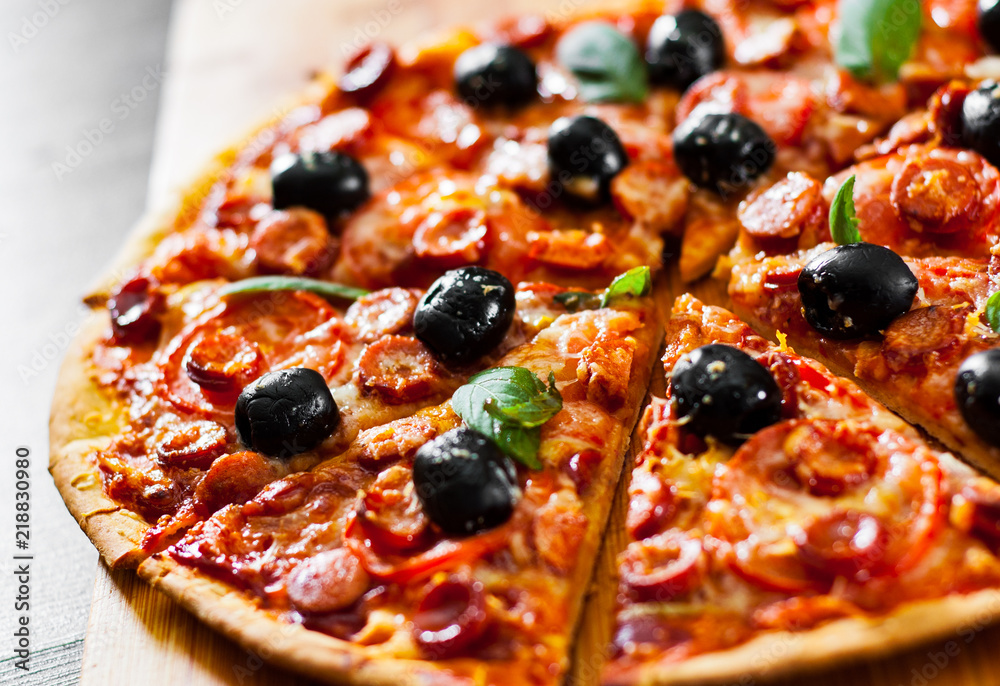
[{"left": 16, "top": 0, "right": 1000, "bottom": 684}]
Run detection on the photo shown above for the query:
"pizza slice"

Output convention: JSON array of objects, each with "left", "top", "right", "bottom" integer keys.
[
  {"left": 50, "top": 265, "right": 652, "bottom": 569},
  {"left": 603, "top": 294, "right": 1000, "bottom": 686},
  {"left": 137, "top": 283, "right": 660, "bottom": 686},
  {"left": 728, "top": 240, "right": 1000, "bottom": 479}
]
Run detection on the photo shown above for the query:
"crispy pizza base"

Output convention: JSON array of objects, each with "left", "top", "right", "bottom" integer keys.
[{"left": 605, "top": 587, "right": 1000, "bottom": 686}]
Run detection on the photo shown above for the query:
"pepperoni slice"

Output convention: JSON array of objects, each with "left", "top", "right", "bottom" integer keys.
[
  {"left": 356, "top": 335, "right": 444, "bottom": 404},
  {"left": 250, "top": 208, "right": 334, "bottom": 275},
  {"left": 412, "top": 577, "right": 488, "bottom": 658},
  {"left": 527, "top": 230, "right": 612, "bottom": 270},
  {"left": 339, "top": 42, "right": 395, "bottom": 101},
  {"left": 890, "top": 156, "right": 980, "bottom": 233},
  {"left": 193, "top": 450, "right": 277, "bottom": 514},
  {"left": 358, "top": 465, "right": 432, "bottom": 552},
  {"left": 345, "top": 288, "right": 421, "bottom": 343},
  {"left": 412, "top": 207, "right": 489, "bottom": 267},
  {"left": 795, "top": 510, "right": 890, "bottom": 580},
  {"left": 286, "top": 548, "right": 371, "bottom": 614},
  {"left": 738, "top": 172, "right": 828, "bottom": 252},
  {"left": 160, "top": 292, "right": 344, "bottom": 418},
  {"left": 625, "top": 465, "right": 677, "bottom": 541},
  {"left": 155, "top": 420, "right": 228, "bottom": 469},
  {"left": 709, "top": 419, "right": 943, "bottom": 591},
  {"left": 619, "top": 532, "right": 704, "bottom": 602},
  {"left": 108, "top": 274, "right": 163, "bottom": 343},
  {"left": 183, "top": 329, "right": 265, "bottom": 395}
]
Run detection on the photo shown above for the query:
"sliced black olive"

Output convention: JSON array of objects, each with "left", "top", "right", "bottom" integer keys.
[
  {"left": 961, "top": 81, "right": 1000, "bottom": 168},
  {"left": 955, "top": 349, "right": 1000, "bottom": 447},
  {"left": 454, "top": 43, "right": 537, "bottom": 107},
  {"left": 235, "top": 367, "right": 339, "bottom": 458},
  {"left": 670, "top": 344, "right": 782, "bottom": 446},
  {"left": 413, "top": 267, "right": 516, "bottom": 365},
  {"left": 270, "top": 151, "right": 369, "bottom": 224},
  {"left": 797, "top": 243, "right": 918, "bottom": 339},
  {"left": 980, "top": 0, "right": 1000, "bottom": 54},
  {"left": 645, "top": 10, "right": 725, "bottom": 90},
  {"left": 547, "top": 115, "right": 629, "bottom": 203},
  {"left": 672, "top": 112, "right": 775, "bottom": 193},
  {"left": 413, "top": 428, "right": 520, "bottom": 535}
]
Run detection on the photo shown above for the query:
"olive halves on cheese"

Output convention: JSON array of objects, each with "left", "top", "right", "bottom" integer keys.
[
  {"left": 270, "top": 151, "right": 370, "bottom": 224},
  {"left": 672, "top": 112, "right": 775, "bottom": 193},
  {"left": 235, "top": 367, "right": 339, "bottom": 458},
  {"left": 414, "top": 267, "right": 516, "bottom": 365},
  {"left": 645, "top": 10, "right": 725, "bottom": 91},
  {"left": 413, "top": 428, "right": 520, "bottom": 535},
  {"left": 670, "top": 344, "right": 782, "bottom": 446},
  {"left": 797, "top": 243, "right": 918, "bottom": 339},
  {"left": 955, "top": 349, "right": 1000, "bottom": 447},
  {"left": 547, "top": 115, "right": 629, "bottom": 203}
]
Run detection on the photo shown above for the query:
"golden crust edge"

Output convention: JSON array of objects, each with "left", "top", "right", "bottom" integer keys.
[{"left": 606, "top": 587, "right": 1000, "bottom": 686}]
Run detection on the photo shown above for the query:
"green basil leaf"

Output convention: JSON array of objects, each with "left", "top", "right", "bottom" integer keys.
[
  {"left": 485, "top": 371, "right": 562, "bottom": 428},
  {"left": 829, "top": 175, "right": 862, "bottom": 245},
  {"left": 217, "top": 276, "right": 369, "bottom": 302},
  {"left": 600, "top": 266, "right": 652, "bottom": 307},
  {"left": 835, "top": 0, "right": 921, "bottom": 83},
  {"left": 557, "top": 22, "right": 648, "bottom": 104},
  {"left": 987, "top": 292, "right": 1000, "bottom": 333},
  {"left": 451, "top": 367, "right": 563, "bottom": 469},
  {"left": 554, "top": 290, "right": 602, "bottom": 312}
]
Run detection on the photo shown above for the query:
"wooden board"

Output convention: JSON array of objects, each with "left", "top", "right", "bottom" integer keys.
[{"left": 79, "top": 1, "right": 1000, "bottom": 684}]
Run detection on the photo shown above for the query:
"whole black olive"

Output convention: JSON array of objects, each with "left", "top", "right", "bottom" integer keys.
[
  {"left": 980, "top": 0, "right": 1000, "bottom": 54},
  {"left": 235, "top": 367, "right": 339, "bottom": 458},
  {"left": 413, "top": 428, "right": 520, "bottom": 535},
  {"left": 413, "top": 267, "right": 516, "bottom": 365},
  {"left": 670, "top": 344, "right": 783, "bottom": 446},
  {"left": 672, "top": 112, "right": 775, "bottom": 193},
  {"left": 955, "top": 349, "right": 1000, "bottom": 447},
  {"left": 797, "top": 243, "right": 918, "bottom": 339},
  {"left": 961, "top": 81, "right": 1000, "bottom": 168},
  {"left": 454, "top": 43, "right": 537, "bottom": 107},
  {"left": 645, "top": 10, "right": 725, "bottom": 90},
  {"left": 270, "top": 151, "right": 369, "bottom": 224},
  {"left": 547, "top": 115, "right": 629, "bottom": 203}
]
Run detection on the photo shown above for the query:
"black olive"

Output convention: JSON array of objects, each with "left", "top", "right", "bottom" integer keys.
[
  {"left": 547, "top": 115, "right": 630, "bottom": 202},
  {"left": 645, "top": 10, "right": 725, "bottom": 90},
  {"left": 454, "top": 43, "right": 537, "bottom": 107},
  {"left": 670, "top": 344, "right": 782, "bottom": 446},
  {"left": 235, "top": 367, "right": 339, "bottom": 458},
  {"left": 797, "top": 243, "right": 918, "bottom": 339},
  {"left": 413, "top": 267, "right": 516, "bottom": 365},
  {"left": 413, "top": 428, "right": 520, "bottom": 535},
  {"left": 980, "top": 0, "right": 1000, "bottom": 53},
  {"left": 955, "top": 349, "right": 1000, "bottom": 447},
  {"left": 672, "top": 112, "right": 775, "bottom": 193},
  {"left": 270, "top": 151, "right": 369, "bottom": 224},
  {"left": 961, "top": 81, "right": 1000, "bottom": 168}
]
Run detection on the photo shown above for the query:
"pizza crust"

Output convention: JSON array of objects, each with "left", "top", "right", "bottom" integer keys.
[{"left": 604, "top": 587, "right": 1000, "bottom": 686}]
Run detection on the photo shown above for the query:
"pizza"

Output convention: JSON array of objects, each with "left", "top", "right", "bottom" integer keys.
[
  {"left": 604, "top": 294, "right": 1000, "bottom": 685},
  {"left": 47, "top": 0, "right": 1000, "bottom": 684}
]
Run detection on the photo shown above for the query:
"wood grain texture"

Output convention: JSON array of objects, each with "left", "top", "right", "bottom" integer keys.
[{"left": 79, "top": 0, "right": 1000, "bottom": 684}]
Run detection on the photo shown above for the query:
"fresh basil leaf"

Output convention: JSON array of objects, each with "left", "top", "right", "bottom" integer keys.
[
  {"left": 835, "top": 0, "right": 921, "bottom": 83},
  {"left": 600, "top": 266, "right": 652, "bottom": 307},
  {"left": 557, "top": 22, "right": 648, "bottom": 104},
  {"left": 829, "top": 175, "right": 862, "bottom": 245},
  {"left": 451, "top": 367, "right": 563, "bottom": 469},
  {"left": 217, "top": 276, "right": 369, "bottom": 302},
  {"left": 485, "top": 371, "right": 562, "bottom": 428},
  {"left": 554, "top": 290, "right": 602, "bottom": 312},
  {"left": 987, "top": 292, "right": 1000, "bottom": 333}
]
